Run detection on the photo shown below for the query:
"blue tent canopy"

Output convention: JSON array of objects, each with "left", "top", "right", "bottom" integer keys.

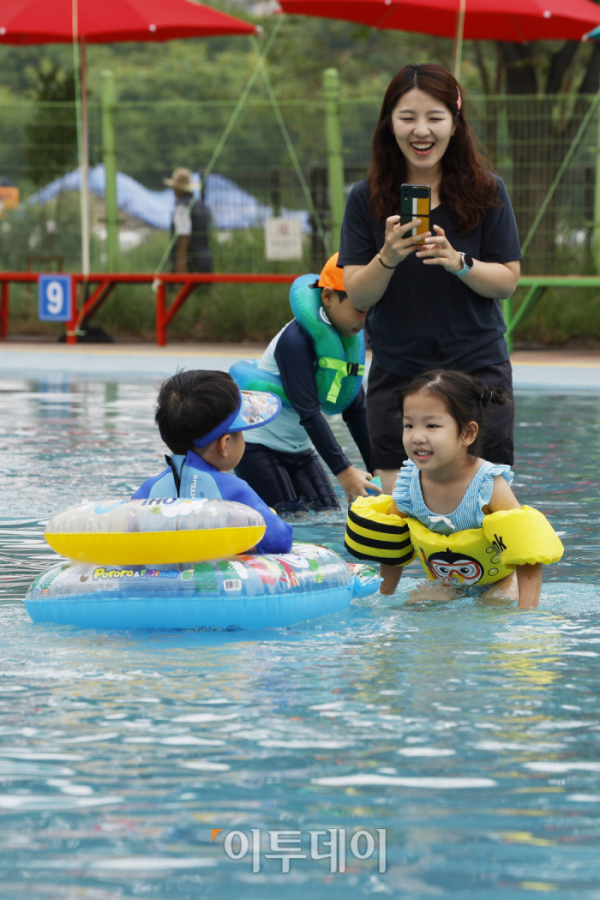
[{"left": 27, "top": 165, "right": 311, "bottom": 233}]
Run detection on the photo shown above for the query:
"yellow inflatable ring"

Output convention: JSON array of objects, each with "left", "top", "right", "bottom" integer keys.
[{"left": 44, "top": 498, "right": 266, "bottom": 565}]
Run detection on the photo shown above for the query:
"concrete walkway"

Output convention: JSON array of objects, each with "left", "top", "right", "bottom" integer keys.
[
  {"left": 1, "top": 340, "right": 600, "bottom": 390},
  {"left": 509, "top": 349, "right": 600, "bottom": 391}
]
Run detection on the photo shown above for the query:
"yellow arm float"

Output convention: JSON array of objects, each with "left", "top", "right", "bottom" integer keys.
[
  {"left": 345, "top": 494, "right": 415, "bottom": 567},
  {"left": 345, "top": 497, "right": 563, "bottom": 584},
  {"left": 482, "top": 506, "right": 564, "bottom": 567}
]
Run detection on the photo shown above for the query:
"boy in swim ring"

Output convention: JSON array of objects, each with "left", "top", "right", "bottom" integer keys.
[
  {"left": 132, "top": 370, "right": 293, "bottom": 554},
  {"left": 233, "top": 254, "right": 378, "bottom": 514}
]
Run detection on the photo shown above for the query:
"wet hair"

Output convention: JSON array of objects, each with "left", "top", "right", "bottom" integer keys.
[
  {"left": 367, "top": 63, "right": 499, "bottom": 234},
  {"left": 399, "top": 369, "right": 509, "bottom": 457},
  {"left": 155, "top": 369, "right": 240, "bottom": 455}
]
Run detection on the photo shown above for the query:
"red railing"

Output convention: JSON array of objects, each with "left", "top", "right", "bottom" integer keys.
[{"left": 0, "top": 272, "right": 300, "bottom": 346}]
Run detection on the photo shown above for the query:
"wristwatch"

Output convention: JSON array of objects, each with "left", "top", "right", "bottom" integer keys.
[{"left": 455, "top": 252, "right": 474, "bottom": 277}]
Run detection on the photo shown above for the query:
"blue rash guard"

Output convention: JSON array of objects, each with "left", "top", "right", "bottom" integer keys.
[{"left": 132, "top": 451, "right": 293, "bottom": 555}]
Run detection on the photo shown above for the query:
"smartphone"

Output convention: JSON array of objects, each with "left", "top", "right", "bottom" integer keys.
[{"left": 400, "top": 184, "right": 431, "bottom": 244}]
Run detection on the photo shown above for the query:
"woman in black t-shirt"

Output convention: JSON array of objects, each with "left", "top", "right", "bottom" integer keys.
[{"left": 338, "top": 64, "right": 521, "bottom": 493}]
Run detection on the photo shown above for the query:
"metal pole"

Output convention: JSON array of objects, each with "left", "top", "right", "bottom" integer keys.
[
  {"left": 452, "top": 0, "right": 466, "bottom": 80},
  {"left": 593, "top": 104, "right": 600, "bottom": 274},
  {"left": 101, "top": 70, "right": 119, "bottom": 272},
  {"left": 323, "top": 68, "right": 345, "bottom": 254},
  {"left": 67, "top": 275, "right": 79, "bottom": 345},
  {"left": 0, "top": 282, "right": 8, "bottom": 339},
  {"left": 156, "top": 281, "right": 167, "bottom": 346},
  {"left": 79, "top": 39, "right": 90, "bottom": 277}
]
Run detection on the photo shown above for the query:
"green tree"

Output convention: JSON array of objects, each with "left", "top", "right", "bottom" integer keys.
[
  {"left": 24, "top": 60, "right": 77, "bottom": 187},
  {"left": 24, "top": 60, "right": 78, "bottom": 253}
]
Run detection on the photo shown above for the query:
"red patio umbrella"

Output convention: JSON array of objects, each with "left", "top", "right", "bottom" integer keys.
[
  {"left": 0, "top": 0, "right": 256, "bottom": 44},
  {"left": 278, "top": 0, "right": 600, "bottom": 75},
  {"left": 0, "top": 0, "right": 257, "bottom": 273}
]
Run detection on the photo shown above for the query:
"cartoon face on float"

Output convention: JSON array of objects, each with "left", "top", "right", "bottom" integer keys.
[{"left": 426, "top": 550, "right": 484, "bottom": 586}]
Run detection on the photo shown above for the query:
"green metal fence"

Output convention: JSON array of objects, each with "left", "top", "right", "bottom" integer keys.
[{"left": 1, "top": 91, "right": 600, "bottom": 277}]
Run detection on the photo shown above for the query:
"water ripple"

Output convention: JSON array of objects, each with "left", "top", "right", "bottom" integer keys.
[{"left": 0, "top": 382, "right": 598, "bottom": 897}]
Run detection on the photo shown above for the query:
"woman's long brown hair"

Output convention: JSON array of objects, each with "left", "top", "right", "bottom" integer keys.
[{"left": 367, "top": 64, "right": 499, "bottom": 235}]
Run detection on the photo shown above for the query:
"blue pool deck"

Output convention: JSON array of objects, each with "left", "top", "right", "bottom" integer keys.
[{"left": 0, "top": 341, "right": 599, "bottom": 390}]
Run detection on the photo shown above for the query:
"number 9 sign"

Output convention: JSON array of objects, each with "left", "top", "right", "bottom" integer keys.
[{"left": 38, "top": 274, "right": 72, "bottom": 322}]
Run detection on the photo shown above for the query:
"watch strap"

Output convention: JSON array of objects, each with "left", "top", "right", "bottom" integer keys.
[{"left": 455, "top": 252, "right": 473, "bottom": 277}]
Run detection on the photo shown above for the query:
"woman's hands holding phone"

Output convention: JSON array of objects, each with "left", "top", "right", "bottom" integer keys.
[
  {"left": 415, "top": 225, "right": 463, "bottom": 272},
  {"left": 379, "top": 215, "right": 431, "bottom": 268}
]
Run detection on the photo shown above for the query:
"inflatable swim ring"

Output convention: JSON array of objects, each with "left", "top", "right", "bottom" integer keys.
[
  {"left": 25, "top": 544, "right": 381, "bottom": 630},
  {"left": 44, "top": 498, "right": 266, "bottom": 565}
]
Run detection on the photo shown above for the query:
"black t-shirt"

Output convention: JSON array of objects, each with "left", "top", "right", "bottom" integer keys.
[{"left": 338, "top": 176, "right": 522, "bottom": 377}]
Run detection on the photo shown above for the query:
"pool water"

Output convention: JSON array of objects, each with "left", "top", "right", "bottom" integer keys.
[{"left": 0, "top": 377, "right": 599, "bottom": 899}]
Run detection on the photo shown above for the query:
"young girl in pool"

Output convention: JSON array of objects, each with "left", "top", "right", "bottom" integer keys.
[{"left": 380, "top": 369, "right": 544, "bottom": 609}]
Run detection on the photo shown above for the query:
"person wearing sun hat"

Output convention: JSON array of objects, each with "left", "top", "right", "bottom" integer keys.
[
  {"left": 164, "top": 166, "right": 213, "bottom": 276},
  {"left": 132, "top": 370, "right": 293, "bottom": 554},
  {"left": 231, "top": 253, "right": 379, "bottom": 514}
]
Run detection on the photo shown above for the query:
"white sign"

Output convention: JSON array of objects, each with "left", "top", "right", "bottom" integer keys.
[{"left": 264, "top": 218, "right": 303, "bottom": 261}]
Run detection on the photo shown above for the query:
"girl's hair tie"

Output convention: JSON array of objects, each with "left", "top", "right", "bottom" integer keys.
[
  {"left": 456, "top": 86, "right": 462, "bottom": 112},
  {"left": 480, "top": 390, "right": 494, "bottom": 404}
]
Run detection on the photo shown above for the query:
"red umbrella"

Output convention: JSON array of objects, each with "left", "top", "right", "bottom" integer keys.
[
  {"left": 279, "top": 0, "right": 600, "bottom": 74},
  {"left": 0, "top": 0, "right": 256, "bottom": 44},
  {"left": 0, "top": 0, "right": 257, "bottom": 273}
]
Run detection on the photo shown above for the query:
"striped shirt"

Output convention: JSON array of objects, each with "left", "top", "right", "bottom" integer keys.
[{"left": 392, "top": 459, "right": 513, "bottom": 536}]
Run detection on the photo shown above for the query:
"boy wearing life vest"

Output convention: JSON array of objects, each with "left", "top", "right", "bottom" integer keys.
[
  {"left": 231, "top": 254, "right": 379, "bottom": 513},
  {"left": 132, "top": 370, "right": 293, "bottom": 555}
]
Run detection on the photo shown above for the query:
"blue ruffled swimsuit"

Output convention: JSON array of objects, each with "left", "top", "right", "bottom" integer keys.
[
  {"left": 392, "top": 459, "right": 513, "bottom": 535},
  {"left": 392, "top": 460, "right": 513, "bottom": 594}
]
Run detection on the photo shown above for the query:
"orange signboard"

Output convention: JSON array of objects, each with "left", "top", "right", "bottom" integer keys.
[{"left": 0, "top": 187, "right": 19, "bottom": 215}]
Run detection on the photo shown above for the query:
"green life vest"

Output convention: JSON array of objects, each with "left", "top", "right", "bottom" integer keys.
[{"left": 230, "top": 273, "right": 365, "bottom": 416}]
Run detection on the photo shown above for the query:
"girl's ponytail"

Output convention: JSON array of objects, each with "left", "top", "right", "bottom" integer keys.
[{"left": 480, "top": 385, "right": 506, "bottom": 407}]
